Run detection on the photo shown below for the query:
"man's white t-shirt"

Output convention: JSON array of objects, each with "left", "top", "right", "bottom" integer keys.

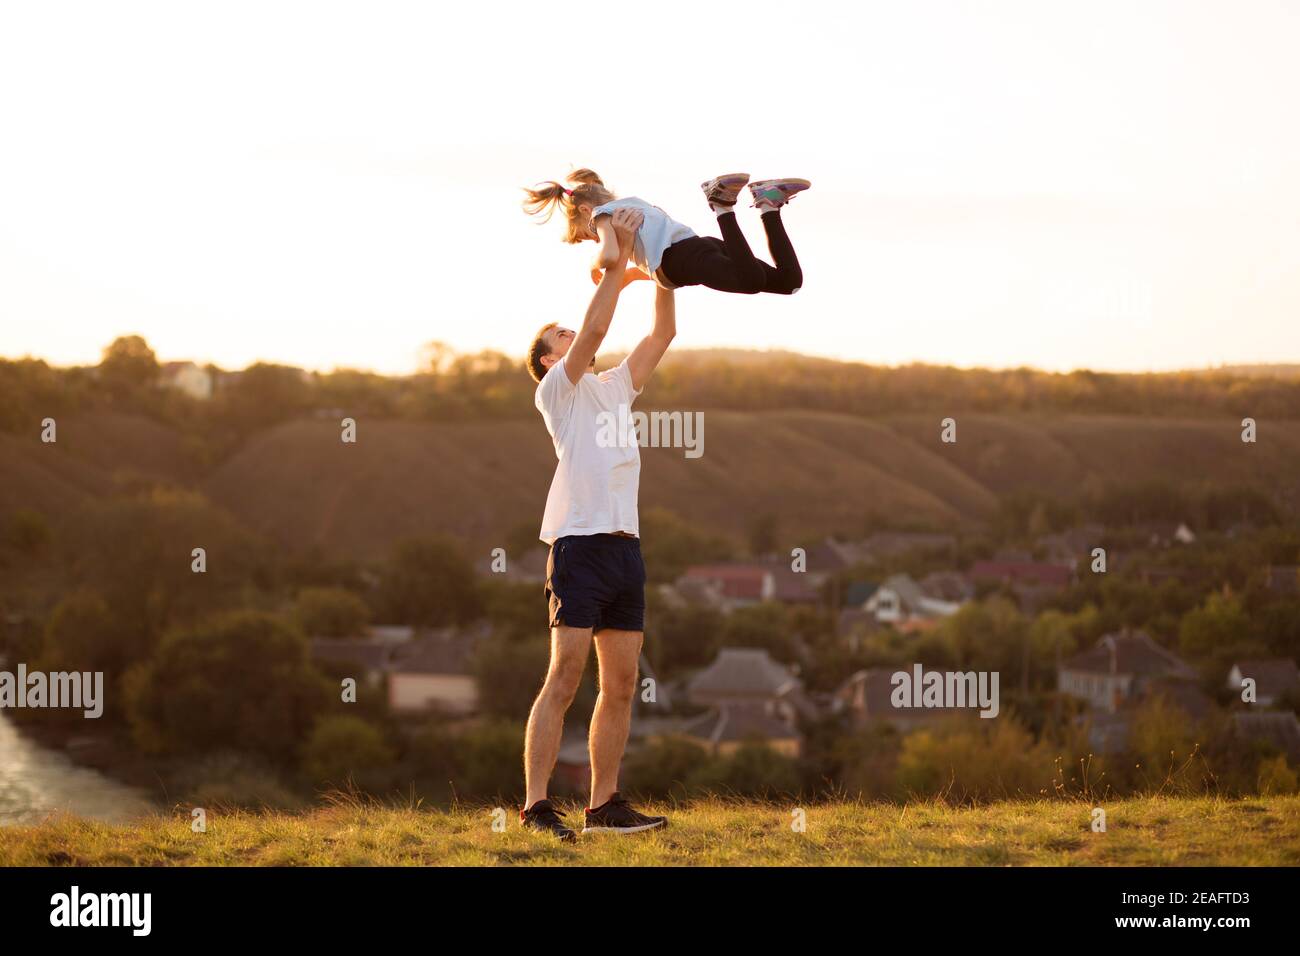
[{"left": 535, "top": 355, "right": 643, "bottom": 545}]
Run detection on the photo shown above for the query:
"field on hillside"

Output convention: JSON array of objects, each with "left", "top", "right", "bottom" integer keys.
[
  {"left": 3, "top": 796, "right": 1298, "bottom": 866},
  {"left": 5, "top": 410, "right": 1299, "bottom": 558}
]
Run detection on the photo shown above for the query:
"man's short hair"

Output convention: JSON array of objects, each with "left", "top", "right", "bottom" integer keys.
[{"left": 527, "top": 322, "right": 559, "bottom": 383}]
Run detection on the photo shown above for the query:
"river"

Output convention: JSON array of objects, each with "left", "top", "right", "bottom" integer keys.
[{"left": 0, "top": 712, "right": 154, "bottom": 827}]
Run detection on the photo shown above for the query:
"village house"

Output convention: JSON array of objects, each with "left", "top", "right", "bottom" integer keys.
[
  {"left": 307, "top": 625, "right": 419, "bottom": 682},
  {"left": 629, "top": 647, "right": 813, "bottom": 757},
  {"left": 1135, "top": 521, "right": 1198, "bottom": 548},
  {"left": 805, "top": 538, "right": 870, "bottom": 576},
  {"left": 1230, "top": 712, "right": 1300, "bottom": 761},
  {"left": 968, "top": 558, "right": 1075, "bottom": 605},
  {"left": 386, "top": 630, "right": 482, "bottom": 716},
  {"left": 1226, "top": 659, "right": 1300, "bottom": 708},
  {"left": 832, "top": 667, "right": 982, "bottom": 733},
  {"left": 160, "top": 360, "right": 214, "bottom": 400},
  {"left": 859, "top": 531, "right": 958, "bottom": 561},
  {"left": 807, "top": 532, "right": 957, "bottom": 575},
  {"left": 860, "top": 573, "right": 963, "bottom": 633},
  {"left": 309, "top": 637, "right": 395, "bottom": 689},
  {"left": 920, "top": 570, "right": 976, "bottom": 603},
  {"left": 552, "top": 655, "right": 677, "bottom": 792},
  {"left": 835, "top": 580, "right": 881, "bottom": 642},
  {"left": 677, "top": 562, "right": 820, "bottom": 612},
  {"left": 1058, "top": 630, "right": 1210, "bottom": 753},
  {"left": 687, "top": 647, "right": 804, "bottom": 709},
  {"left": 677, "top": 701, "right": 803, "bottom": 757},
  {"left": 1058, "top": 630, "right": 1198, "bottom": 714},
  {"left": 1034, "top": 524, "right": 1105, "bottom": 565}
]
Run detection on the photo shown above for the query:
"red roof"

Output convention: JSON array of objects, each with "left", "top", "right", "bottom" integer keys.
[
  {"left": 681, "top": 563, "right": 820, "bottom": 603},
  {"left": 969, "top": 560, "right": 1073, "bottom": 588},
  {"left": 682, "top": 565, "right": 770, "bottom": 600}
]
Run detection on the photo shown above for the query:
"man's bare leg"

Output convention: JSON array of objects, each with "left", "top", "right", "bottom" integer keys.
[
  {"left": 523, "top": 625, "right": 592, "bottom": 810},
  {"left": 588, "top": 628, "right": 643, "bottom": 808}
]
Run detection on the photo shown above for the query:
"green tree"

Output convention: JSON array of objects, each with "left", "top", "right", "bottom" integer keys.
[
  {"left": 685, "top": 742, "right": 801, "bottom": 798},
  {"left": 1257, "top": 755, "right": 1298, "bottom": 796},
  {"left": 453, "top": 719, "right": 524, "bottom": 800},
  {"left": 621, "top": 737, "right": 714, "bottom": 800},
  {"left": 1128, "top": 694, "right": 1203, "bottom": 794},
  {"left": 301, "top": 715, "right": 396, "bottom": 787},
  {"left": 935, "top": 597, "right": 1029, "bottom": 677},
  {"left": 645, "top": 596, "right": 724, "bottom": 677},
  {"left": 480, "top": 577, "right": 546, "bottom": 643},
  {"left": 39, "top": 591, "right": 119, "bottom": 672},
  {"left": 638, "top": 506, "right": 736, "bottom": 584},
  {"left": 471, "top": 634, "right": 549, "bottom": 719},
  {"left": 22, "top": 591, "right": 125, "bottom": 725},
  {"left": 376, "top": 536, "right": 483, "bottom": 627},
  {"left": 211, "top": 362, "right": 314, "bottom": 434},
  {"left": 63, "top": 489, "right": 271, "bottom": 647},
  {"left": 294, "top": 586, "right": 370, "bottom": 638},
  {"left": 895, "top": 716, "right": 1055, "bottom": 801},
  {"left": 1178, "top": 592, "right": 1251, "bottom": 664},
  {"left": 98, "top": 334, "right": 159, "bottom": 402},
  {"left": 124, "top": 610, "right": 332, "bottom": 760},
  {"left": 721, "top": 603, "right": 800, "bottom": 663}
]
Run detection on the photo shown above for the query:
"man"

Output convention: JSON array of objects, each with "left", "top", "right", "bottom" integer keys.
[{"left": 520, "top": 206, "right": 676, "bottom": 841}]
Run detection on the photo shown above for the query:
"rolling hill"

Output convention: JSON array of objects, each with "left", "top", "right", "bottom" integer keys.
[
  {"left": 200, "top": 410, "right": 1300, "bottom": 556},
  {"left": 4, "top": 409, "right": 1298, "bottom": 558}
]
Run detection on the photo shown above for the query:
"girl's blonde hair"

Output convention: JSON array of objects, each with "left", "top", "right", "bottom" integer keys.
[{"left": 521, "top": 168, "right": 616, "bottom": 243}]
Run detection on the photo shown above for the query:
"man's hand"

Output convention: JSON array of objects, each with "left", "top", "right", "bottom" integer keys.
[{"left": 611, "top": 207, "right": 642, "bottom": 263}]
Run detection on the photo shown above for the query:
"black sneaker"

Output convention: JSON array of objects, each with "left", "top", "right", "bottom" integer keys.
[
  {"left": 582, "top": 792, "right": 667, "bottom": 835},
  {"left": 520, "top": 799, "right": 577, "bottom": 843}
]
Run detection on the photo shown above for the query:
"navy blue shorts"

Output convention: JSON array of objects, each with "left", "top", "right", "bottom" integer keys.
[{"left": 545, "top": 533, "right": 646, "bottom": 632}]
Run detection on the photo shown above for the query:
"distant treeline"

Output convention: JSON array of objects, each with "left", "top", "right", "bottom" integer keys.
[{"left": 5, "top": 339, "right": 1300, "bottom": 445}]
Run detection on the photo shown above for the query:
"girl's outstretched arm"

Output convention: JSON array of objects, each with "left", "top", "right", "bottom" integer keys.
[{"left": 592, "top": 215, "right": 622, "bottom": 270}]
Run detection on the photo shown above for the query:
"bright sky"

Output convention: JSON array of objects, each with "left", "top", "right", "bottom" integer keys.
[{"left": 2, "top": 1, "right": 1298, "bottom": 375}]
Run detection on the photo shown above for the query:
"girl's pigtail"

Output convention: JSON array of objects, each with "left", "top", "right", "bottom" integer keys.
[
  {"left": 522, "top": 169, "right": 614, "bottom": 242},
  {"left": 521, "top": 181, "right": 571, "bottom": 223}
]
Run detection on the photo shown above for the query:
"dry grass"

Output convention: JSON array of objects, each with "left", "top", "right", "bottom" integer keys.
[{"left": 2, "top": 794, "right": 1298, "bottom": 866}]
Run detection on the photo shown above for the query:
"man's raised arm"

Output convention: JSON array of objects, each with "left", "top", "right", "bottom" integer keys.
[
  {"left": 563, "top": 207, "right": 643, "bottom": 386},
  {"left": 627, "top": 283, "right": 676, "bottom": 392}
]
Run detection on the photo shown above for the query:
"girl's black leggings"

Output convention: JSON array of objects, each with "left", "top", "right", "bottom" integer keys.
[{"left": 658, "top": 210, "right": 802, "bottom": 295}]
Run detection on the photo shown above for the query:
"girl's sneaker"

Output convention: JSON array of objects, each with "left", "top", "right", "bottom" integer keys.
[
  {"left": 749, "top": 178, "right": 811, "bottom": 211},
  {"left": 701, "top": 173, "right": 751, "bottom": 213}
]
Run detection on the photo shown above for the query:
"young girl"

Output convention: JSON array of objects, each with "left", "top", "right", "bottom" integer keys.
[{"left": 522, "top": 169, "right": 810, "bottom": 295}]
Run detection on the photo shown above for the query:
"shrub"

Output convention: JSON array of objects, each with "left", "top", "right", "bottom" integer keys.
[
  {"left": 294, "top": 586, "right": 370, "bottom": 638},
  {"left": 895, "top": 715, "right": 1057, "bottom": 802},
  {"left": 124, "top": 610, "right": 333, "bottom": 761},
  {"left": 1257, "top": 755, "right": 1298, "bottom": 796}
]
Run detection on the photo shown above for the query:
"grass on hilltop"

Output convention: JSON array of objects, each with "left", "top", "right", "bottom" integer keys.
[{"left": 3, "top": 793, "right": 1298, "bottom": 866}]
